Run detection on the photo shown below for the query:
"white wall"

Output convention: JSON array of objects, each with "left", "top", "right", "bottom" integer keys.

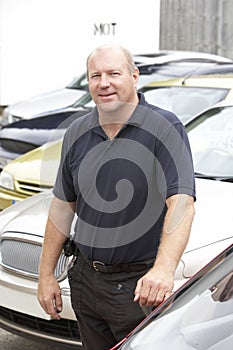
[{"left": 0, "top": 0, "right": 160, "bottom": 106}]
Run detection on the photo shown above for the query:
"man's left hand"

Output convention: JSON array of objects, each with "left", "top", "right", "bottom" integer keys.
[{"left": 134, "top": 267, "right": 174, "bottom": 306}]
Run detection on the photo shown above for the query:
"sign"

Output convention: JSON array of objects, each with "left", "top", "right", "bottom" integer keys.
[{"left": 0, "top": 0, "right": 160, "bottom": 105}]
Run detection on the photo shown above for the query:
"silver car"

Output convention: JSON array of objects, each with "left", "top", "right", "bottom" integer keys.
[
  {"left": 2, "top": 50, "right": 232, "bottom": 126},
  {"left": 111, "top": 243, "right": 233, "bottom": 349}
]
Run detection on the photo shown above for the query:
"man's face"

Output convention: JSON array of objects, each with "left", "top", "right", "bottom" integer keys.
[{"left": 87, "top": 47, "right": 139, "bottom": 115}]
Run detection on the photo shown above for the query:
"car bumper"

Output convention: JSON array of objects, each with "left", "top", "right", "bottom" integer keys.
[{"left": 0, "top": 268, "right": 80, "bottom": 348}]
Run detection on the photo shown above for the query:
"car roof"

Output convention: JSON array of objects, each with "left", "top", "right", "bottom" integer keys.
[
  {"left": 189, "top": 63, "right": 233, "bottom": 75},
  {"left": 136, "top": 61, "right": 233, "bottom": 79},
  {"left": 133, "top": 50, "right": 232, "bottom": 64}
]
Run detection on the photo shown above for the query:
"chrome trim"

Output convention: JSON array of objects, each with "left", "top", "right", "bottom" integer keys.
[
  {"left": 0, "top": 263, "right": 39, "bottom": 279},
  {"left": 0, "top": 231, "right": 43, "bottom": 244},
  {"left": 0, "top": 231, "right": 69, "bottom": 281},
  {"left": 15, "top": 180, "right": 47, "bottom": 195}
]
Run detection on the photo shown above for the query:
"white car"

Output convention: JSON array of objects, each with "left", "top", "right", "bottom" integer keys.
[
  {"left": 0, "top": 176, "right": 233, "bottom": 348},
  {"left": 111, "top": 243, "right": 233, "bottom": 350}
]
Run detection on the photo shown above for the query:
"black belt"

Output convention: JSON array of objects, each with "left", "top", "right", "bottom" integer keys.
[{"left": 79, "top": 251, "right": 154, "bottom": 273}]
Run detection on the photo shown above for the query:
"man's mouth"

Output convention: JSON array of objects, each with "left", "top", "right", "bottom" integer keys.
[{"left": 99, "top": 92, "right": 116, "bottom": 97}]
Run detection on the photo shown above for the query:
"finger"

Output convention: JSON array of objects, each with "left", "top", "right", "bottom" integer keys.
[
  {"left": 134, "top": 278, "right": 142, "bottom": 302},
  {"left": 54, "top": 292, "right": 63, "bottom": 313},
  {"left": 138, "top": 284, "right": 152, "bottom": 306},
  {"left": 47, "top": 299, "right": 62, "bottom": 319},
  {"left": 154, "top": 289, "right": 173, "bottom": 306},
  {"left": 147, "top": 287, "right": 173, "bottom": 306},
  {"left": 155, "top": 288, "right": 168, "bottom": 305},
  {"left": 143, "top": 287, "right": 158, "bottom": 306},
  {"left": 164, "top": 290, "right": 173, "bottom": 299}
]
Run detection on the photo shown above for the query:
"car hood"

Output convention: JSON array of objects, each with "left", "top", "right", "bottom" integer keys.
[
  {"left": 0, "top": 178, "right": 232, "bottom": 247},
  {"left": 0, "top": 190, "right": 53, "bottom": 237},
  {"left": 6, "top": 88, "right": 87, "bottom": 119},
  {"left": 5, "top": 139, "right": 62, "bottom": 186}
]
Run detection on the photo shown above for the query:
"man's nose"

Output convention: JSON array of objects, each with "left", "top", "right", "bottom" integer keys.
[{"left": 99, "top": 74, "right": 110, "bottom": 87}]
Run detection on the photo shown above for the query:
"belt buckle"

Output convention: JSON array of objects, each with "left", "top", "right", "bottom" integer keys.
[{"left": 93, "top": 260, "right": 105, "bottom": 271}]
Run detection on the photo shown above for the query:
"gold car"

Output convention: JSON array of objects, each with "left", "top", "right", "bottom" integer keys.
[{"left": 0, "top": 139, "right": 62, "bottom": 210}]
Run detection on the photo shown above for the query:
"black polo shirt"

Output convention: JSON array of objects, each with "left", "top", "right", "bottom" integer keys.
[{"left": 53, "top": 93, "right": 196, "bottom": 264}]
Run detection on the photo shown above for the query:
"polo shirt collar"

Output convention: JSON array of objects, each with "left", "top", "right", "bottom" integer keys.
[{"left": 128, "top": 92, "right": 148, "bottom": 126}]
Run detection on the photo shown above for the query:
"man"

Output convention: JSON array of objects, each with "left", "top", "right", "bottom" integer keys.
[{"left": 37, "top": 44, "right": 196, "bottom": 349}]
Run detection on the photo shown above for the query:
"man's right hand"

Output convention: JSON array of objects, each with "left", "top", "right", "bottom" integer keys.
[
  {"left": 37, "top": 197, "right": 75, "bottom": 319},
  {"left": 37, "top": 276, "right": 63, "bottom": 320}
]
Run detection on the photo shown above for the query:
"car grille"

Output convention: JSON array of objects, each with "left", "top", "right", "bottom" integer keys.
[
  {"left": 16, "top": 180, "right": 52, "bottom": 195},
  {"left": 0, "top": 232, "right": 69, "bottom": 280},
  {"left": 0, "top": 306, "right": 81, "bottom": 347}
]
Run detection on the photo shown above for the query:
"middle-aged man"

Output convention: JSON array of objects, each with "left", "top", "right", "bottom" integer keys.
[{"left": 38, "top": 44, "right": 196, "bottom": 349}]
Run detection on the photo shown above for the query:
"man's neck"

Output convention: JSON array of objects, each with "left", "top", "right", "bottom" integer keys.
[
  {"left": 101, "top": 122, "right": 124, "bottom": 140},
  {"left": 98, "top": 98, "right": 139, "bottom": 140}
]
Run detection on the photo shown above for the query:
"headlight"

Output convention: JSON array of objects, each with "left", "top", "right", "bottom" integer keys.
[{"left": 0, "top": 171, "right": 14, "bottom": 190}]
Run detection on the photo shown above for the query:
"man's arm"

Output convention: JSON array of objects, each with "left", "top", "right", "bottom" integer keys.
[
  {"left": 134, "top": 193, "right": 195, "bottom": 306},
  {"left": 37, "top": 196, "right": 75, "bottom": 319}
]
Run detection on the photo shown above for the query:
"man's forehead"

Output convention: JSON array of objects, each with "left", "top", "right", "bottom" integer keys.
[
  {"left": 88, "top": 63, "right": 128, "bottom": 76},
  {"left": 89, "top": 49, "right": 127, "bottom": 65}
]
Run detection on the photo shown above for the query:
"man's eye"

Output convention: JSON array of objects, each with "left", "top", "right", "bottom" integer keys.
[
  {"left": 111, "top": 72, "right": 120, "bottom": 76},
  {"left": 90, "top": 74, "right": 101, "bottom": 79}
]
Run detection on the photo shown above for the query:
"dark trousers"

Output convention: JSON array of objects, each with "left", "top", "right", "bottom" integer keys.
[{"left": 68, "top": 254, "right": 151, "bottom": 350}]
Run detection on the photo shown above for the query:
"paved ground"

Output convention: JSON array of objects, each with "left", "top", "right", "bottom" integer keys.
[{"left": 0, "top": 328, "right": 62, "bottom": 350}]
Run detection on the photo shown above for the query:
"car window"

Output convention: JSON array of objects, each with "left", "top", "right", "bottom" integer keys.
[
  {"left": 121, "top": 271, "right": 233, "bottom": 350},
  {"left": 142, "top": 87, "right": 228, "bottom": 124},
  {"left": 67, "top": 73, "right": 88, "bottom": 89},
  {"left": 188, "top": 106, "right": 233, "bottom": 177}
]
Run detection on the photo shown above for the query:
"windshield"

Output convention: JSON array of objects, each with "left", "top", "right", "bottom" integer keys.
[
  {"left": 142, "top": 87, "right": 228, "bottom": 124},
  {"left": 188, "top": 106, "right": 233, "bottom": 178},
  {"left": 121, "top": 271, "right": 233, "bottom": 350}
]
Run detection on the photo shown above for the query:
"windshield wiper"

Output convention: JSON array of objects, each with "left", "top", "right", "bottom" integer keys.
[
  {"left": 217, "top": 176, "right": 233, "bottom": 183},
  {"left": 194, "top": 172, "right": 216, "bottom": 180},
  {"left": 195, "top": 172, "right": 233, "bottom": 182}
]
